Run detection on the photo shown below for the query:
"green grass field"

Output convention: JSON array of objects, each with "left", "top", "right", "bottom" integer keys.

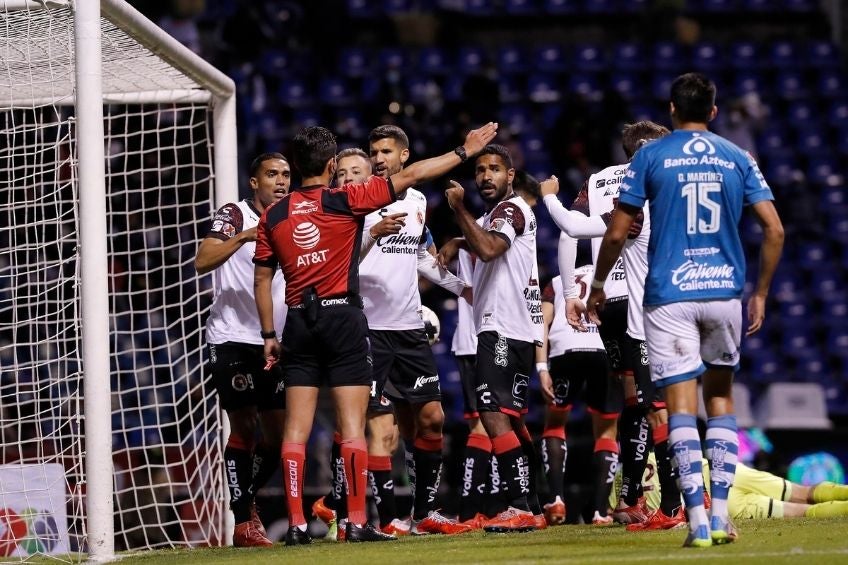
[{"left": 111, "top": 518, "right": 848, "bottom": 565}]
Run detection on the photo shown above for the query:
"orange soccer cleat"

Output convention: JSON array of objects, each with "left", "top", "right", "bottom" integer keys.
[
  {"left": 414, "top": 511, "right": 475, "bottom": 535},
  {"left": 311, "top": 496, "right": 336, "bottom": 526},
  {"left": 250, "top": 501, "right": 267, "bottom": 538},
  {"left": 381, "top": 518, "right": 411, "bottom": 536},
  {"left": 543, "top": 497, "right": 566, "bottom": 526},
  {"left": 626, "top": 506, "right": 687, "bottom": 531},
  {"left": 612, "top": 497, "right": 649, "bottom": 525},
  {"left": 482, "top": 507, "right": 537, "bottom": 533},
  {"left": 233, "top": 521, "right": 274, "bottom": 547}
]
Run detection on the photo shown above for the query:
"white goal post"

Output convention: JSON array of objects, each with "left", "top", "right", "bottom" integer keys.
[{"left": 0, "top": 0, "right": 237, "bottom": 561}]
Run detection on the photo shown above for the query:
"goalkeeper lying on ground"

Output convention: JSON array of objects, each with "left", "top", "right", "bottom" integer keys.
[{"left": 613, "top": 453, "right": 848, "bottom": 522}]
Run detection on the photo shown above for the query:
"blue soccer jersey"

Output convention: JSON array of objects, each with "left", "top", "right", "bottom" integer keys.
[{"left": 618, "top": 130, "right": 774, "bottom": 306}]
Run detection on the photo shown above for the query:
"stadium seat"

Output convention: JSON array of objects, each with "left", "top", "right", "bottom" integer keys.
[
  {"left": 740, "top": 0, "right": 774, "bottom": 10},
  {"left": 612, "top": 42, "right": 648, "bottom": 72},
  {"left": 319, "top": 77, "right": 354, "bottom": 107},
  {"left": 761, "top": 157, "right": 801, "bottom": 189},
  {"left": 405, "top": 76, "right": 439, "bottom": 105},
  {"left": 806, "top": 155, "right": 843, "bottom": 186},
  {"left": 583, "top": 0, "right": 616, "bottom": 13},
  {"left": 378, "top": 47, "right": 406, "bottom": 71},
  {"left": 456, "top": 45, "right": 486, "bottom": 74},
  {"left": 732, "top": 70, "right": 765, "bottom": 96},
  {"left": 417, "top": 46, "right": 449, "bottom": 75},
  {"left": 826, "top": 210, "right": 848, "bottom": 245},
  {"left": 496, "top": 44, "right": 527, "bottom": 75},
  {"left": 504, "top": 0, "right": 539, "bottom": 15},
  {"left": 698, "top": 384, "right": 755, "bottom": 427},
  {"left": 521, "top": 131, "right": 548, "bottom": 161},
  {"left": 817, "top": 69, "right": 845, "bottom": 99},
  {"left": 346, "top": 0, "right": 380, "bottom": 17},
  {"left": 786, "top": 100, "right": 815, "bottom": 123},
  {"left": 651, "top": 74, "right": 676, "bottom": 101},
  {"left": 794, "top": 126, "right": 827, "bottom": 157},
  {"left": 277, "top": 78, "right": 310, "bottom": 108},
  {"left": 498, "top": 74, "right": 523, "bottom": 103},
  {"left": 568, "top": 73, "right": 602, "bottom": 102},
  {"left": 259, "top": 48, "right": 295, "bottom": 75},
  {"left": 572, "top": 43, "right": 606, "bottom": 73},
  {"left": 442, "top": 74, "right": 465, "bottom": 102},
  {"left": 769, "top": 41, "right": 798, "bottom": 69},
  {"left": 610, "top": 73, "right": 645, "bottom": 101},
  {"left": 691, "top": 41, "right": 723, "bottom": 72},
  {"left": 618, "top": 0, "right": 649, "bottom": 12},
  {"left": 698, "top": 0, "right": 735, "bottom": 13},
  {"left": 527, "top": 73, "right": 561, "bottom": 103},
  {"left": 534, "top": 44, "right": 568, "bottom": 73},
  {"left": 807, "top": 41, "right": 841, "bottom": 68},
  {"left": 728, "top": 41, "right": 759, "bottom": 70},
  {"left": 774, "top": 70, "right": 807, "bottom": 100},
  {"left": 336, "top": 47, "right": 371, "bottom": 78},
  {"left": 756, "top": 383, "right": 832, "bottom": 429},
  {"left": 827, "top": 99, "right": 848, "bottom": 127},
  {"left": 334, "top": 108, "right": 366, "bottom": 138},
  {"left": 810, "top": 270, "right": 843, "bottom": 302},
  {"left": 542, "top": 0, "right": 581, "bottom": 15},
  {"left": 464, "top": 0, "right": 497, "bottom": 16},
  {"left": 383, "top": 0, "right": 415, "bottom": 14},
  {"left": 782, "top": 0, "right": 816, "bottom": 11},
  {"left": 652, "top": 41, "right": 685, "bottom": 72},
  {"left": 796, "top": 241, "right": 829, "bottom": 271},
  {"left": 499, "top": 104, "right": 534, "bottom": 135}
]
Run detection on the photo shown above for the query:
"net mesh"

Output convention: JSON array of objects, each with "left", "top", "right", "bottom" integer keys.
[{"left": 0, "top": 2, "right": 224, "bottom": 559}]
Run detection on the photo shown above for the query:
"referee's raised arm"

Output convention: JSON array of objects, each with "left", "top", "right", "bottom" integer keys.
[{"left": 389, "top": 122, "right": 498, "bottom": 194}]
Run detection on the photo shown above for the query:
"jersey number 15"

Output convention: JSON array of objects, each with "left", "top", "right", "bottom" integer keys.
[{"left": 681, "top": 182, "right": 721, "bottom": 234}]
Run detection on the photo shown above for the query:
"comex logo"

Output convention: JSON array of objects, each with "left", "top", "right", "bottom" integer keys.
[
  {"left": 292, "top": 222, "right": 320, "bottom": 250},
  {"left": 682, "top": 133, "right": 716, "bottom": 156}
]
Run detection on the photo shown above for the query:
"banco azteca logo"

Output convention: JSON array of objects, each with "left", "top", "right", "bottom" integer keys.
[
  {"left": 292, "top": 222, "right": 320, "bottom": 250},
  {"left": 682, "top": 132, "right": 716, "bottom": 156}
]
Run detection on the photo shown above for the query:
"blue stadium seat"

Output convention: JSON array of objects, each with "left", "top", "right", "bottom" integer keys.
[
  {"left": 795, "top": 356, "right": 830, "bottom": 383},
  {"left": 498, "top": 104, "right": 534, "bottom": 135},
  {"left": 811, "top": 270, "right": 844, "bottom": 302},
  {"left": 360, "top": 79, "right": 381, "bottom": 103},
  {"left": 807, "top": 41, "right": 841, "bottom": 68},
  {"left": 771, "top": 270, "right": 802, "bottom": 303},
  {"left": 827, "top": 99, "right": 848, "bottom": 127},
  {"left": 826, "top": 209, "right": 848, "bottom": 245},
  {"left": 780, "top": 326, "right": 817, "bottom": 358},
  {"left": 796, "top": 241, "right": 829, "bottom": 271},
  {"left": 442, "top": 74, "right": 465, "bottom": 102},
  {"left": 527, "top": 73, "right": 562, "bottom": 103},
  {"left": 334, "top": 108, "right": 366, "bottom": 138},
  {"left": 568, "top": 73, "right": 603, "bottom": 102},
  {"left": 612, "top": 42, "right": 648, "bottom": 72},
  {"left": 346, "top": 0, "right": 380, "bottom": 17},
  {"left": 756, "top": 123, "right": 792, "bottom": 160},
  {"left": 543, "top": 0, "right": 581, "bottom": 14},
  {"left": 496, "top": 44, "right": 527, "bottom": 75},
  {"left": 337, "top": 47, "right": 371, "bottom": 78},
  {"left": 583, "top": 0, "right": 616, "bottom": 13},
  {"left": 541, "top": 104, "right": 563, "bottom": 126},
  {"left": 417, "top": 46, "right": 449, "bottom": 75},
  {"left": 505, "top": 0, "right": 539, "bottom": 15},
  {"left": 769, "top": 41, "right": 798, "bottom": 69},
  {"left": 786, "top": 100, "right": 815, "bottom": 123},
  {"left": 761, "top": 157, "right": 800, "bottom": 189},
  {"left": 498, "top": 74, "right": 523, "bottom": 103},
  {"left": 806, "top": 155, "right": 842, "bottom": 186},
  {"left": 774, "top": 70, "right": 807, "bottom": 100},
  {"left": 465, "top": 0, "right": 497, "bottom": 16},
  {"left": 610, "top": 73, "right": 645, "bottom": 101},
  {"left": 652, "top": 41, "right": 685, "bottom": 72},
  {"left": 378, "top": 47, "right": 406, "bottom": 71},
  {"left": 618, "top": 0, "right": 649, "bottom": 12},
  {"left": 456, "top": 45, "right": 486, "bottom": 74},
  {"left": 534, "top": 44, "right": 568, "bottom": 73},
  {"left": 782, "top": 0, "right": 816, "bottom": 11},
  {"left": 838, "top": 126, "right": 848, "bottom": 155},
  {"left": 732, "top": 70, "right": 765, "bottom": 96},
  {"left": 651, "top": 74, "right": 676, "bottom": 100},
  {"left": 383, "top": 0, "right": 415, "bottom": 14},
  {"left": 740, "top": 0, "right": 774, "bottom": 10},
  {"left": 691, "top": 41, "right": 723, "bottom": 72},
  {"left": 729, "top": 41, "right": 759, "bottom": 70},
  {"left": 628, "top": 103, "right": 659, "bottom": 123},
  {"left": 277, "top": 78, "right": 310, "bottom": 108},
  {"left": 697, "top": 0, "right": 735, "bottom": 12},
  {"left": 319, "top": 77, "right": 354, "bottom": 107},
  {"left": 821, "top": 185, "right": 848, "bottom": 209},
  {"left": 405, "top": 76, "right": 439, "bottom": 104},
  {"left": 259, "top": 48, "right": 295, "bottom": 75},
  {"left": 521, "top": 131, "right": 548, "bottom": 161},
  {"left": 572, "top": 43, "right": 606, "bottom": 73},
  {"left": 794, "top": 126, "right": 827, "bottom": 156},
  {"left": 817, "top": 69, "right": 845, "bottom": 99},
  {"left": 747, "top": 350, "right": 782, "bottom": 384}
]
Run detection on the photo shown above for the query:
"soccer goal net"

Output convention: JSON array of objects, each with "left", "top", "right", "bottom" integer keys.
[{"left": 0, "top": 0, "right": 237, "bottom": 560}]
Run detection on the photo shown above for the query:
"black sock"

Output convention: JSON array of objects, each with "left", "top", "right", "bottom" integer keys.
[
  {"left": 493, "top": 433, "right": 530, "bottom": 512},
  {"left": 618, "top": 405, "right": 650, "bottom": 507},
  {"left": 250, "top": 442, "right": 279, "bottom": 497},
  {"left": 541, "top": 434, "right": 566, "bottom": 500},
  {"left": 486, "top": 454, "right": 507, "bottom": 517},
  {"left": 655, "top": 437, "right": 681, "bottom": 516},
  {"left": 412, "top": 439, "right": 443, "bottom": 520},
  {"left": 367, "top": 455, "right": 396, "bottom": 528},
  {"left": 225, "top": 443, "right": 253, "bottom": 523},
  {"left": 459, "top": 435, "right": 492, "bottom": 521},
  {"left": 329, "top": 437, "right": 348, "bottom": 519},
  {"left": 592, "top": 441, "right": 619, "bottom": 517},
  {"left": 517, "top": 428, "right": 542, "bottom": 515}
]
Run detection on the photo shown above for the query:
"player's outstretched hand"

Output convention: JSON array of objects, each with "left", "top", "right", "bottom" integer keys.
[
  {"left": 445, "top": 180, "right": 465, "bottom": 211},
  {"left": 585, "top": 288, "right": 605, "bottom": 326},
  {"left": 436, "top": 236, "right": 463, "bottom": 269},
  {"left": 463, "top": 122, "right": 498, "bottom": 156},
  {"left": 540, "top": 175, "right": 559, "bottom": 197},
  {"left": 746, "top": 294, "right": 766, "bottom": 336},
  {"left": 566, "top": 297, "right": 589, "bottom": 332},
  {"left": 240, "top": 226, "right": 258, "bottom": 242},
  {"left": 370, "top": 212, "right": 407, "bottom": 237},
  {"left": 263, "top": 339, "right": 281, "bottom": 370}
]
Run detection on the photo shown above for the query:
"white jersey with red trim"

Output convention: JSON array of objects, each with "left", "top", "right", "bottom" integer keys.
[
  {"left": 624, "top": 203, "right": 651, "bottom": 340},
  {"left": 451, "top": 249, "right": 478, "bottom": 356},
  {"left": 360, "top": 188, "right": 428, "bottom": 330},
  {"left": 584, "top": 164, "right": 629, "bottom": 300},
  {"left": 472, "top": 194, "right": 543, "bottom": 344},
  {"left": 206, "top": 200, "right": 287, "bottom": 345},
  {"left": 545, "top": 269, "right": 604, "bottom": 358}
]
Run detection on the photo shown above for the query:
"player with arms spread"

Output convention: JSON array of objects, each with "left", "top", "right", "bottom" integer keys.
[{"left": 587, "top": 73, "right": 784, "bottom": 547}]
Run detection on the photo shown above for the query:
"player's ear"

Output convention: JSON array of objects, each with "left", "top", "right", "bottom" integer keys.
[
  {"left": 249, "top": 176, "right": 258, "bottom": 189},
  {"left": 325, "top": 157, "right": 336, "bottom": 178},
  {"left": 400, "top": 147, "right": 410, "bottom": 165},
  {"left": 708, "top": 105, "right": 718, "bottom": 122},
  {"left": 507, "top": 167, "right": 515, "bottom": 186}
]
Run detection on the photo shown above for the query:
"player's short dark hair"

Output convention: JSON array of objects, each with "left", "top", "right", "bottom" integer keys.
[
  {"left": 621, "top": 121, "right": 671, "bottom": 159},
  {"left": 291, "top": 126, "right": 337, "bottom": 178},
  {"left": 476, "top": 144, "right": 513, "bottom": 170},
  {"left": 337, "top": 147, "right": 370, "bottom": 162},
  {"left": 670, "top": 72, "right": 716, "bottom": 124},
  {"left": 249, "top": 152, "right": 287, "bottom": 177},
  {"left": 513, "top": 170, "right": 541, "bottom": 199},
  {"left": 368, "top": 125, "right": 409, "bottom": 150}
]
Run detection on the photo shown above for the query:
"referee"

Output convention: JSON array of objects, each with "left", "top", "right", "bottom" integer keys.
[{"left": 254, "top": 123, "right": 497, "bottom": 545}]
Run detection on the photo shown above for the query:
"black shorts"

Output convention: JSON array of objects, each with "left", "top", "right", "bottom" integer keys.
[
  {"left": 548, "top": 350, "right": 622, "bottom": 417},
  {"left": 475, "top": 331, "right": 534, "bottom": 417},
  {"left": 455, "top": 354, "right": 478, "bottom": 419},
  {"left": 366, "top": 329, "right": 441, "bottom": 413},
  {"left": 208, "top": 342, "right": 285, "bottom": 412},
  {"left": 623, "top": 335, "right": 665, "bottom": 410},
  {"left": 281, "top": 305, "right": 372, "bottom": 388},
  {"left": 597, "top": 298, "right": 630, "bottom": 375}
]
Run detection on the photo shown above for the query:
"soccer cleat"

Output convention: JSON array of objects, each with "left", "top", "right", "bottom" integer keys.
[
  {"left": 591, "top": 511, "right": 614, "bottom": 526},
  {"left": 459, "top": 513, "right": 488, "bottom": 530},
  {"left": 381, "top": 518, "right": 411, "bottom": 536},
  {"left": 284, "top": 525, "right": 312, "bottom": 546},
  {"left": 683, "top": 524, "right": 712, "bottom": 548},
  {"left": 626, "top": 506, "right": 687, "bottom": 531},
  {"left": 543, "top": 497, "right": 566, "bottom": 526},
  {"left": 414, "top": 511, "right": 475, "bottom": 535},
  {"left": 233, "top": 521, "right": 274, "bottom": 547},
  {"left": 346, "top": 522, "right": 397, "bottom": 542},
  {"left": 250, "top": 501, "right": 267, "bottom": 538},
  {"left": 311, "top": 496, "right": 336, "bottom": 526},
  {"left": 533, "top": 514, "right": 548, "bottom": 530},
  {"left": 482, "top": 507, "right": 537, "bottom": 533},
  {"left": 612, "top": 498, "right": 649, "bottom": 525},
  {"left": 710, "top": 516, "right": 738, "bottom": 544}
]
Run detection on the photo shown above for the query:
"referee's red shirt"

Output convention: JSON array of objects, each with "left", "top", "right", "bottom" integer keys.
[{"left": 254, "top": 175, "right": 396, "bottom": 307}]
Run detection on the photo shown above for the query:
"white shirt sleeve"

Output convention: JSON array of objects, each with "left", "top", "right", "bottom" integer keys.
[
  {"left": 543, "top": 194, "right": 607, "bottom": 238},
  {"left": 417, "top": 245, "right": 467, "bottom": 296}
]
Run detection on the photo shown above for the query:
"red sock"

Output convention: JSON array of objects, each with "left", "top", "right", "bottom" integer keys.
[
  {"left": 341, "top": 438, "right": 368, "bottom": 525},
  {"left": 282, "top": 442, "right": 306, "bottom": 526}
]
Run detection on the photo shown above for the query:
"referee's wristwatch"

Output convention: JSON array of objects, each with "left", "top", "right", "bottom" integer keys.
[
  {"left": 260, "top": 329, "right": 277, "bottom": 339},
  {"left": 454, "top": 146, "right": 468, "bottom": 162}
]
